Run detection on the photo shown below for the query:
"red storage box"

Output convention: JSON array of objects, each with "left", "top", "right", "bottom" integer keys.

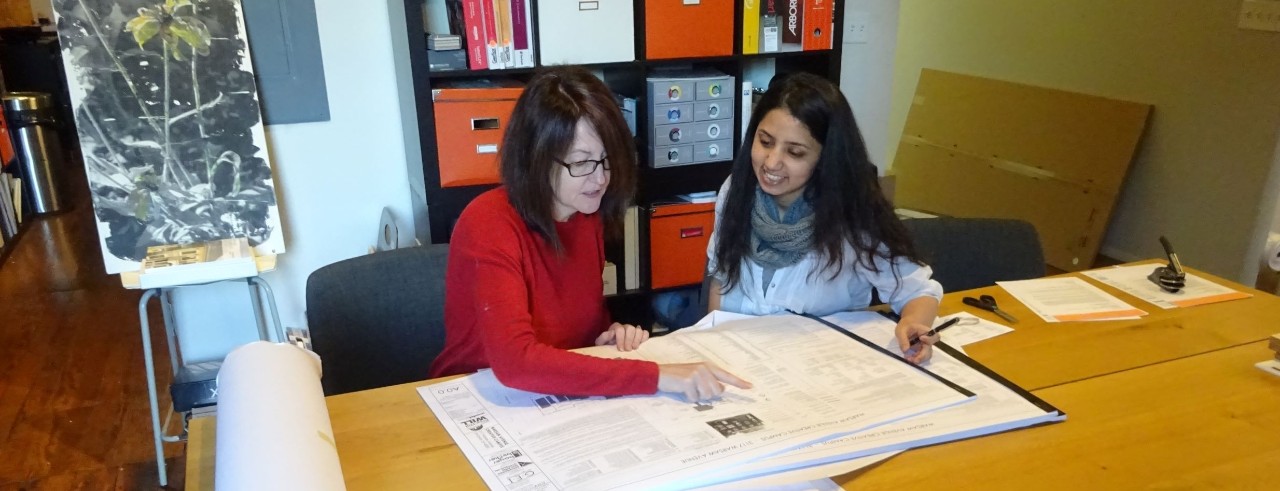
[
  {"left": 432, "top": 81, "right": 524, "bottom": 187},
  {"left": 645, "top": 0, "right": 734, "bottom": 60},
  {"left": 649, "top": 202, "right": 716, "bottom": 289}
]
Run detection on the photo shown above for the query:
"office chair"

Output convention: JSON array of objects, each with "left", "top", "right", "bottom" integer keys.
[
  {"left": 902, "top": 217, "right": 1046, "bottom": 293},
  {"left": 306, "top": 244, "right": 449, "bottom": 396}
]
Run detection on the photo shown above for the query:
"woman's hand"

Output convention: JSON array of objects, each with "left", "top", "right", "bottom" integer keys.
[
  {"left": 895, "top": 320, "right": 937, "bottom": 365},
  {"left": 595, "top": 322, "right": 650, "bottom": 351},
  {"left": 657, "top": 362, "right": 753, "bottom": 402}
]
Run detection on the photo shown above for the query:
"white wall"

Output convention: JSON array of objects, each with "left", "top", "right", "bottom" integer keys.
[
  {"left": 837, "top": 0, "right": 899, "bottom": 172},
  {"left": 174, "top": 0, "right": 418, "bottom": 361},
  {"left": 29, "top": 0, "right": 53, "bottom": 21},
  {"left": 888, "top": 0, "right": 1280, "bottom": 283}
]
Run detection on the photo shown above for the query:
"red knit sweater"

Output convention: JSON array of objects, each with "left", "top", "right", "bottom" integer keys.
[{"left": 428, "top": 189, "right": 659, "bottom": 396}]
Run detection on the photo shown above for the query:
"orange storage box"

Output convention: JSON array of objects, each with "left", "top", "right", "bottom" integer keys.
[
  {"left": 645, "top": 0, "right": 734, "bottom": 60},
  {"left": 432, "top": 80, "right": 524, "bottom": 187},
  {"left": 649, "top": 202, "right": 716, "bottom": 289}
]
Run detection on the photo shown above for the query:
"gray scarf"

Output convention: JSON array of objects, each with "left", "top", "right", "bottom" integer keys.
[{"left": 749, "top": 186, "right": 815, "bottom": 270}]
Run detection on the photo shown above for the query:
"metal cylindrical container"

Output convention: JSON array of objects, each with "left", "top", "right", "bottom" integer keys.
[{"left": 2, "top": 92, "right": 67, "bottom": 214}]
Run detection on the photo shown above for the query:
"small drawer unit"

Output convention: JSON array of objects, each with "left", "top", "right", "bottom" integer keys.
[{"left": 646, "top": 69, "right": 736, "bottom": 168}]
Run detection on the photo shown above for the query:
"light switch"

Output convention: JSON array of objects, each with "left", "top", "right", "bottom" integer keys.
[{"left": 846, "top": 11, "right": 870, "bottom": 44}]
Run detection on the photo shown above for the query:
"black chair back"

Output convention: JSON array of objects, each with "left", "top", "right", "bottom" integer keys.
[
  {"left": 306, "top": 244, "right": 449, "bottom": 395},
  {"left": 903, "top": 217, "right": 1045, "bottom": 293}
]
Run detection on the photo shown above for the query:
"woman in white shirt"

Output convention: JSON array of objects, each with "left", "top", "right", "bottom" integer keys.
[{"left": 706, "top": 72, "right": 944, "bottom": 364}]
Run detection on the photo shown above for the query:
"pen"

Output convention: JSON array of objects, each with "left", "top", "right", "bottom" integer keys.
[{"left": 910, "top": 317, "right": 961, "bottom": 347}]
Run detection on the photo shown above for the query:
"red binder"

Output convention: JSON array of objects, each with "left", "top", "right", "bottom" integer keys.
[{"left": 802, "top": 0, "right": 831, "bottom": 51}]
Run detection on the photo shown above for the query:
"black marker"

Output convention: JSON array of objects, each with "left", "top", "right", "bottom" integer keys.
[{"left": 910, "top": 317, "right": 961, "bottom": 347}]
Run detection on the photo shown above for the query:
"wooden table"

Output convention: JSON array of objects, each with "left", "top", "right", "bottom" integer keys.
[
  {"left": 836, "top": 341, "right": 1280, "bottom": 489},
  {"left": 943, "top": 260, "right": 1280, "bottom": 390},
  {"left": 186, "top": 261, "right": 1280, "bottom": 490}
]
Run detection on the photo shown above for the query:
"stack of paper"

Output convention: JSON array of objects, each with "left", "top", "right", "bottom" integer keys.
[
  {"left": 697, "top": 312, "right": 1062, "bottom": 488},
  {"left": 427, "top": 34, "right": 462, "bottom": 51},
  {"left": 998, "top": 277, "right": 1147, "bottom": 322},
  {"left": 1081, "top": 264, "right": 1251, "bottom": 309},
  {"left": 678, "top": 191, "right": 718, "bottom": 204},
  {"left": 418, "top": 312, "right": 1063, "bottom": 490},
  {"left": 932, "top": 312, "right": 1014, "bottom": 352},
  {"left": 1258, "top": 334, "right": 1280, "bottom": 376}
]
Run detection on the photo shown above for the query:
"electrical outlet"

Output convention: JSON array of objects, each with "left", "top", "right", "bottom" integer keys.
[
  {"left": 1239, "top": 0, "right": 1280, "bottom": 32},
  {"left": 845, "top": 11, "right": 870, "bottom": 44},
  {"left": 286, "top": 327, "right": 313, "bottom": 351}
]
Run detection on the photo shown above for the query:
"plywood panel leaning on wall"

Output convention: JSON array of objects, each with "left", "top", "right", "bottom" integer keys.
[
  {"left": 893, "top": 69, "right": 1151, "bottom": 272},
  {"left": 0, "top": 2, "right": 35, "bottom": 27}
]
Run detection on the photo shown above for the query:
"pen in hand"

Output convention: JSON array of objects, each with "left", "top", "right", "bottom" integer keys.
[{"left": 909, "top": 317, "right": 961, "bottom": 347}]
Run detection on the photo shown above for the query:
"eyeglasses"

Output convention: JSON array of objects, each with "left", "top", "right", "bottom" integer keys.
[{"left": 557, "top": 156, "right": 610, "bottom": 177}]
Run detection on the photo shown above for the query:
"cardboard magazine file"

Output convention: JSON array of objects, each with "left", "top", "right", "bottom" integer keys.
[
  {"left": 649, "top": 201, "right": 716, "bottom": 289},
  {"left": 432, "top": 79, "right": 525, "bottom": 187}
]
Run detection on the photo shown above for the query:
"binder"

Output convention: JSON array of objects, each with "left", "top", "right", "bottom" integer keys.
[
  {"left": 495, "top": 0, "right": 514, "bottom": 68},
  {"left": 624, "top": 206, "right": 640, "bottom": 290},
  {"left": 802, "top": 0, "right": 832, "bottom": 51},
  {"left": 481, "top": 0, "right": 503, "bottom": 69},
  {"left": 743, "top": 0, "right": 760, "bottom": 55},
  {"left": 780, "top": 0, "right": 804, "bottom": 52},
  {"left": 510, "top": 0, "right": 534, "bottom": 67},
  {"left": 645, "top": 0, "right": 734, "bottom": 60},
  {"left": 761, "top": 0, "right": 780, "bottom": 52},
  {"left": 458, "top": 0, "right": 488, "bottom": 69}
]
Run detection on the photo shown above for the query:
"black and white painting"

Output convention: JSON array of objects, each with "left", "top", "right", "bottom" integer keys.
[{"left": 53, "top": 0, "right": 284, "bottom": 274}]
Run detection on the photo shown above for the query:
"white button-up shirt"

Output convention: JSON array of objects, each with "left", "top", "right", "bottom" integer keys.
[{"left": 706, "top": 180, "right": 943, "bottom": 316}]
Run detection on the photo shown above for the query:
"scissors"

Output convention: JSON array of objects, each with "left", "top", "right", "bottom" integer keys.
[{"left": 963, "top": 295, "right": 1019, "bottom": 323}]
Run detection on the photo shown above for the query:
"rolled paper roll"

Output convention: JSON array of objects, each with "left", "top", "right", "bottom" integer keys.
[{"left": 215, "top": 341, "right": 346, "bottom": 490}]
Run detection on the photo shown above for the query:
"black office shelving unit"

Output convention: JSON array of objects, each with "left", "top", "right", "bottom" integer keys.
[{"left": 399, "top": 0, "right": 846, "bottom": 325}]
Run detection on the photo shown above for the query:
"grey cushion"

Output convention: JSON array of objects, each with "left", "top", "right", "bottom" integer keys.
[{"left": 306, "top": 244, "right": 449, "bottom": 395}]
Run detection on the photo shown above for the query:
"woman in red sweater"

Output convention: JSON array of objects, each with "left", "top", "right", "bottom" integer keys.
[{"left": 429, "top": 67, "right": 750, "bottom": 402}]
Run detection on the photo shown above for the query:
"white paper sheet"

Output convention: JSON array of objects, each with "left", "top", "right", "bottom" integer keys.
[
  {"left": 215, "top": 342, "right": 345, "bottom": 491},
  {"left": 418, "top": 315, "right": 974, "bottom": 491},
  {"left": 1081, "top": 264, "right": 1251, "bottom": 309},
  {"left": 997, "top": 277, "right": 1147, "bottom": 322},
  {"left": 696, "top": 312, "right": 1063, "bottom": 488},
  {"left": 934, "top": 312, "right": 1014, "bottom": 347}
]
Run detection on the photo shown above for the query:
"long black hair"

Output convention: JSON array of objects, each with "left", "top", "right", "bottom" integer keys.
[
  {"left": 713, "top": 72, "right": 923, "bottom": 291},
  {"left": 499, "top": 66, "right": 637, "bottom": 250}
]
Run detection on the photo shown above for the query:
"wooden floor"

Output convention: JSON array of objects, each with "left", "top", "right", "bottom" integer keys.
[{"left": 0, "top": 168, "right": 185, "bottom": 489}]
